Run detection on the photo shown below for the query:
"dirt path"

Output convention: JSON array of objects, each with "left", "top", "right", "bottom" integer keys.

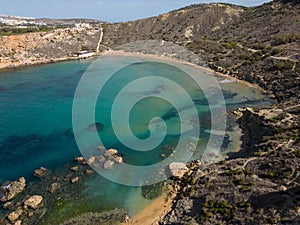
[
  {"left": 96, "top": 25, "right": 104, "bottom": 52},
  {"left": 96, "top": 24, "right": 111, "bottom": 52}
]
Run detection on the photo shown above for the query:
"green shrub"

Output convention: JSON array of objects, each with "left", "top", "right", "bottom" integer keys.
[
  {"left": 81, "top": 46, "right": 90, "bottom": 51},
  {"left": 221, "top": 41, "right": 237, "bottom": 49}
]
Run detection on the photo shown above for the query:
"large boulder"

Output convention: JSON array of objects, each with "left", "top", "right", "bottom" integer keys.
[
  {"left": 23, "top": 195, "right": 43, "bottom": 209},
  {"left": 168, "top": 162, "right": 189, "bottom": 178},
  {"left": 0, "top": 177, "right": 26, "bottom": 202}
]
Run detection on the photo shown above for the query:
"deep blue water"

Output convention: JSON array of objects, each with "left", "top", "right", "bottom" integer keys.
[{"left": 0, "top": 60, "right": 92, "bottom": 181}]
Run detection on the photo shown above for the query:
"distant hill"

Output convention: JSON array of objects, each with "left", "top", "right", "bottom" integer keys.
[{"left": 0, "top": 15, "right": 102, "bottom": 26}]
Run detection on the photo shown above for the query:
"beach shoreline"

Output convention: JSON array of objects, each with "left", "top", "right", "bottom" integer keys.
[
  {"left": 100, "top": 50, "right": 265, "bottom": 90},
  {"left": 122, "top": 189, "right": 176, "bottom": 225},
  {"left": 0, "top": 49, "right": 268, "bottom": 94}
]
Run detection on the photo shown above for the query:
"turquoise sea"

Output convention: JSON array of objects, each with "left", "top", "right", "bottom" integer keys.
[{"left": 0, "top": 55, "right": 272, "bottom": 222}]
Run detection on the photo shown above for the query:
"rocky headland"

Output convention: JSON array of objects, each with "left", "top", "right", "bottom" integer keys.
[
  {"left": 0, "top": 26, "right": 103, "bottom": 70},
  {"left": 0, "top": 0, "right": 299, "bottom": 224}
]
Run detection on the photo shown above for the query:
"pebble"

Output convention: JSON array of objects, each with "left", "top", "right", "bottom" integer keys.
[
  {"left": 85, "top": 169, "right": 94, "bottom": 175},
  {"left": 87, "top": 156, "right": 96, "bottom": 164},
  {"left": 70, "top": 166, "right": 80, "bottom": 172}
]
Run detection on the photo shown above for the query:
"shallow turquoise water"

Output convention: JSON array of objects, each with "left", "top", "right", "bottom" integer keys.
[{"left": 0, "top": 55, "right": 271, "bottom": 216}]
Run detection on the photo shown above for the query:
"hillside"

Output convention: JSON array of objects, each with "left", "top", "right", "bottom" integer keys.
[
  {"left": 102, "top": 0, "right": 300, "bottom": 105},
  {"left": 0, "top": 27, "right": 102, "bottom": 69}
]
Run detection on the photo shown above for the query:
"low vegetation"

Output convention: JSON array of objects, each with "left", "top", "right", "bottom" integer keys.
[{"left": 0, "top": 25, "right": 53, "bottom": 36}]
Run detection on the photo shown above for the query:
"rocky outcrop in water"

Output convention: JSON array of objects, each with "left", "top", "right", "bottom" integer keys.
[
  {"left": 33, "top": 167, "right": 49, "bottom": 178},
  {"left": 47, "top": 182, "right": 61, "bottom": 193},
  {"left": 0, "top": 177, "right": 26, "bottom": 202},
  {"left": 86, "top": 148, "right": 123, "bottom": 170},
  {"left": 0, "top": 146, "right": 125, "bottom": 224}
]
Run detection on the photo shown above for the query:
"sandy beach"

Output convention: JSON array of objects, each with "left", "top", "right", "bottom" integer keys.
[
  {"left": 0, "top": 48, "right": 266, "bottom": 94},
  {"left": 100, "top": 50, "right": 268, "bottom": 92},
  {"left": 122, "top": 191, "right": 175, "bottom": 225}
]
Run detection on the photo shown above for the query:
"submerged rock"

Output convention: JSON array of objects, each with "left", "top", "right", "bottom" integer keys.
[
  {"left": 168, "top": 162, "right": 188, "bottom": 178},
  {"left": 85, "top": 169, "right": 94, "bottom": 175},
  {"left": 103, "top": 160, "right": 114, "bottom": 170},
  {"left": 0, "top": 187, "right": 6, "bottom": 201},
  {"left": 70, "top": 166, "right": 80, "bottom": 172},
  {"left": 23, "top": 195, "right": 43, "bottom": 209},
  {"left": 87, "top": 156, "right": 96, "bottom": 165},
  {"left": 97, "top": 146, "right": 104, "bottom": 150},
  {"left": 104, "top": 148, "right": 118, "bottom": 157},
  {"left": 87, "top": 122, "right": 104, "bottom": 132},
  {"left": 74, "top": 156, "right": 86, "bottom": 165},
  {"left": 3, "top": 201, "right": 13, "bottom": 209},
  {"left": 96, "top": 155, "right": 105, "bottom": 163},
  {"left": 113, "top": 156, "right": 123, "bottom": 164},
  {"left": 0, "top": 177, "right": 26, "bottom": 202},
  {"left": 47, "top": 183, "right": 61, "bottom": 193},
  {"left": 33, "top": 167, "right": 49, "bottom": 178},
  {"left": 70, "top": 177, "right": 80, "bottom": 184}
]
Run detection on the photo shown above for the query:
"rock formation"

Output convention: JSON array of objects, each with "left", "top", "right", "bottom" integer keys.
[
  {"left": 33, "top": 167, "right": 49, "bottom": 178},
  {"left": 168, "top": 162, "right": 189, "bottom": 178},
  {"left": 0, "top": 177, "right": 26, "bottom": 202},
  {"left": 23, "top": 195, "right": 43, "bottom": 209}
]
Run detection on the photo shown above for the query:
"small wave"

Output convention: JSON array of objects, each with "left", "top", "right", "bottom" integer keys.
[{"left": 219, "top": 79, "right": 235, "bottom": 84}]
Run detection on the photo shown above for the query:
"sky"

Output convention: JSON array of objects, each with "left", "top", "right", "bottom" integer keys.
[{"left": 0, "top": 0, "right": 271, "bottom": 22}]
